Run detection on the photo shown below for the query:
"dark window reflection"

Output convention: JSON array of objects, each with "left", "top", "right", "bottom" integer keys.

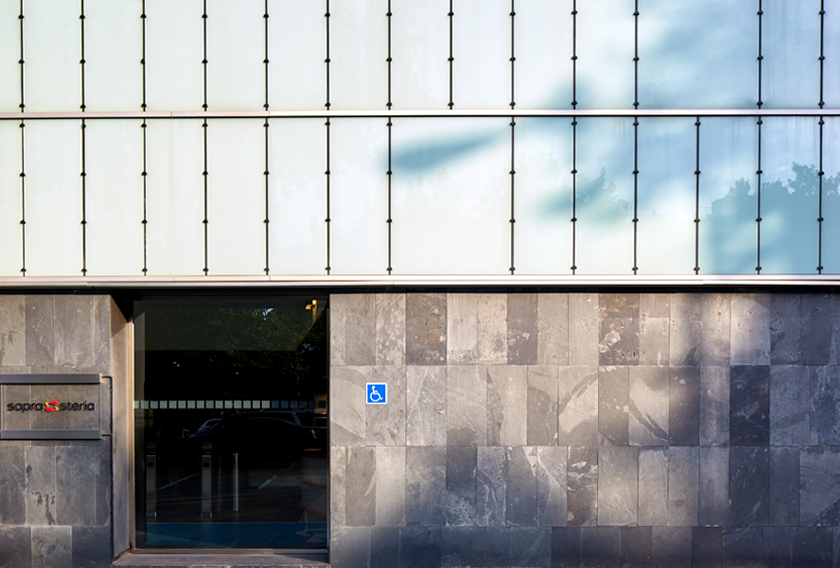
[{"left": 134, "top": 299, "right": 328, "bottom": 549}]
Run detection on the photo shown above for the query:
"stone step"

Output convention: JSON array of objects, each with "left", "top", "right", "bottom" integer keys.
[{"left": 112, "top": 552, "right": 329, "bottom": 568}]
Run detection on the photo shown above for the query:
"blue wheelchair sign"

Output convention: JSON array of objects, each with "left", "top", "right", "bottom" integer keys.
[{"left": 366, "top": 383, "right": 387, "bottom": 405}]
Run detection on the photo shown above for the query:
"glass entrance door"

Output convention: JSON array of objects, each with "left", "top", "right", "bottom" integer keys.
[{"left": 133, "top": 298, "right": 328, "bottom": 549}]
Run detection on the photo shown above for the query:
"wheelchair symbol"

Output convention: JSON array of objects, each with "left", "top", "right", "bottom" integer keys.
[{"left": 366, "top": 383, "right": 387, "bottom": 405}]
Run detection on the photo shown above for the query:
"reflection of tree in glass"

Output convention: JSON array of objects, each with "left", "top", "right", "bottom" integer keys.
[
  {"left": 544, "top": 168, "right": 629, "bottom": 224},
  {"left": 703, "top": 163, "right": 840, "bottom": 274}
]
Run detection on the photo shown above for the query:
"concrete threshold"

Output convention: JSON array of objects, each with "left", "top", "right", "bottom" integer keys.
[{"left": 113, "top": 552, "right": 329, "bottom": 567}]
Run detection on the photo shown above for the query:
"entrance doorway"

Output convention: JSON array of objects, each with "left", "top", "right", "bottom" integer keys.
[{"left": 133, "top": 298, "right": 328, "bottom": 549}]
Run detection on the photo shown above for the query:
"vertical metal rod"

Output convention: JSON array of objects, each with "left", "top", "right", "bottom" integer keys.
[
  {"left": 448, "top": 0, "right": 454, "bottom": 109},
  {"left": 233, "top": 453, "right": 239, "bottom": 512},
  {"left": 202, "top": 0, "right": 209, "bottom": 275},
  {"left": 632, "top": 0, "right": 639, "bottom": 274},
  {"left": 264, "top": 0, "right": 270, "bottom": 275},
  {"left": 509, "top": 0, "right": 515, "bottom": 275},
  {"left": 325, "top": 0, "right": 331, "bottom": 274},
  {"left": 571, "top": 0, "right": 577, "bottom": 274},
  {"left": 694, "top": 116, "right": 701, "bottom": 274},
  {"left": 145, "top": 454, "right": 157, "bottom": 518},
  {"left": 386, "top": 0, "right": 393, "bottom": 274},
  {"left": 80, "top": 0, "right": 87, "bottom": 276},
  {"left": 201, "top": 454, "right": 212, "bottom": 518},
  {"left": 818, "top": 1, "right": 825, "bottom": 273},
  {"left": 756, "top": 0, "right": 763, "bottom": 274},
  {"left": 141, "top": 0, "right": 148, "bottom": 275},
  {"left": 19, "top": 0, "right": 25, "bottom": 276}
]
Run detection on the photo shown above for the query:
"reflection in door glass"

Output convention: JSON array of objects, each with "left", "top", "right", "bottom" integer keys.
[{"left": 133, "top": 298, "right": 328, "bottom": 549}]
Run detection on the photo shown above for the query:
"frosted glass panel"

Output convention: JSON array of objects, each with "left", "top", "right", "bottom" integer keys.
[
  {"left": 453, "top": 0, "right": 509, "bottom": 109},
  {"left": 0, "top": 2, "right": 20, "bottom": 112},
  {"left": 699, "top": 117, "right": 757, "bottom": 274},
  {"left": 391, "top": 0, "right": 448, "bottom": 110},
  {"left": 391, "top": 118, "right": 509, "bottom": 274},
  {"left": 637, "top": 118, "right": 695, "bottom": 274},
  {"left": 207, "top": 0, "right": 264, "bottom": 111},
  {"left": 575, "top": 118, "right": 634, "bottom": 274},
  {"left": 515, "top": 0, "right": 572, "bottom": 110},
  {"left": 268, "top": 119, "right": 326, "bottom": 275},
  {"left": 146, "top": 120, "right": 204, "bottom": 275},
  {"left": 577, "top": 0, "right": 634, "bottom": 109},
  {"left": 268, "top": 0, "right": 325, "bottom": 110},
  {"left": 0, "top": 122, "right": 22, "bottom": 276},
  {"left": 25, "top": 121, "right": 81, "bottom": 276},
  {"left": 764, "top": 0, "right": 820, "bottom": 109},
  {"left": 822, "top": 118, "right": 840, "bottom": 273},
  {"left": 639, "top": 0, "right": 756, "bottom": 109},
  {"left": 514, "top": 118, "right": 572, "bottom": 274},
  {"left": 24, "top": 0, "right": 80, "bottom": 112},
  {"left": 331, "top": 119, "right": 388, "bottom": 274},
  {"left": 86, "top": 120, "right": 144, "bottom": 275},
  {"left": 761, "top": 117, "right": 819, "bottom": 274},
  {"left": 207, "top": 120, "right": 265, "bottom": 275},
  {"left": 825, "top": 7, "right": 840, "bottom": 108},
  {"left": 146, "top": 0, "right": 203, "bottom": 111},
  {"left": 331, "top": 0, "right": 388, "bottom": 110},
  {"left": 86, "top": 0, "right": 142, "bottom": 111}
]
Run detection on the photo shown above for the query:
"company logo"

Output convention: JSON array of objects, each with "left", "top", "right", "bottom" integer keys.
[{"left": 5, "top": 401, "right": 96, "bottom": 413}]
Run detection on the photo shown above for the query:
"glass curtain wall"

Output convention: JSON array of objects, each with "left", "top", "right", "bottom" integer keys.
[
  {"left": 0, "top": 1, "right": 837, "bottom": 277},
  {"left": 134, "top": 299, "right": 328, "bottom": 549}
]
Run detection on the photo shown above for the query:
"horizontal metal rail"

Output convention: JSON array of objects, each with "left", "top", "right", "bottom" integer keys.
[{"left": 1, "top": 108, "right": 840, "bottom": 120}]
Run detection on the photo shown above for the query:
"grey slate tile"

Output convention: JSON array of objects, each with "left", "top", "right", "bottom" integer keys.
[
  {"left": 331, "top": 366, "right": 367, "bottom": 446},
  {"left": 405, "top": 366, "right": 446, "bottom": 446},
  {"left": 510, "top": 527, "right": 551, "bottom": 567},
  {"left": 569, "top": 294, "right": 599, "bottom": 366},
  {"left": 670, "top": 293, "right": 702, "bottom": 366},
  {"left": 0, "top": 526, "right": 32, "bottom": 568},
  {"left": 598, "top": 366, "right": 629, "bottom": 446},
  {"left": 580, "top": 527, "right": 620, "bottom": 568},
  {"left": 331, "top": 527, "right": 370, "bottom": 568},
  {"left": 365, "top": 366, "right": 406, "bottom": 446},
  {"left": 811, "top": 365, "right": 840, "bottom": 445},
  {"left": 405, "top": 293, "right": 447, "bottom": 366},
  {"left": 730, "top": 294, "right": 771, "bottom": 365},
  {"left": 620, "top": 526, "right": 651, "bottom": 568},
  {"left": 375, "top": 447, "right": 405, "bottom": 527},
  {"left": 722, "top": 527, "right": 763, "bottom": 568},
  {"left": 446, "top": 366, "right": 485, "bottom": 446},
  {"left": 693, "top": 527, "right": 722, "bottom": 568},
  {"left": 447, "top": 293, "right": 478, "bottom": 365},
  {"left": 669, "top": 366, "right": 700, "bottom": 446},
  {"left": 598, "top": 294, "right": 640, "bottom": 366},
  {"left": 667, "top": 446, "right": 699, "bottom": 527},
  {"left": 0, "top": 295, "right": 25, "bottom": 366},
  {"left": 445, "top": 446, "right": 476, "bottom": 526},
  {"left": 700, "top": 366, "right": 730, "bottom": 446},
  {"left": 476, "top": 294, "right": 507, "bottom": 365},
  {"left": 440, "top": 526, "right": 470, "bottom": 568},
  {"left": 699, "top": 446, "right": 729, "bottom": 527},
  {"left": 791, "top": 527, "right": 832, "bottom": 568},
  {"left": 405, "top": 447, "right": 445, "bottom": 526},
  {"left": 536, "top": 446, "right": 567, "bottom": 527},
  {"left": 506, "top": 446, "right": 538, "bottom": 527},
  {"left": 801, "top": 294, "right": 835, "bottom": 365},
  {"left": 345, "top": 447, "right": 376, "bottom": 527},
  {"left": 597, "top": 447, "right": 637, "bottom": 527},
  {"left": 730, "top": 365, "right": 770, "bottom": 446},
  {"left": 729, "top": 447, "right": 769, "bottom": 527},
  {"left": 628, "top": 365, "right": 668, "bottom": 446},
  {"left": 550, "top": 527, "right": 580, "bottom": 568},
  {"left": 370, "top": 527, "right": 399, "bottom": 568},
  {"left": 528, "top": 366, "right": 559, "bottom": 446},
  {"left": 508, "top": 294, "right": 538, "bottom": 365},
  {"left": 567, "top": 446, "right": 597, "bottom": 527},
  {"left": 769, "top": 295, "right": 802, "bottom": 365},
  {"left": 476, "top": 446, "right": 506, "bottom": 526},
  {"left": 25, "top": 295, "right": 55, "bottom": 367},
  {"left": 376, "top": 293, "right": 406, "bottom": 366},
  {"left": 486, "top": 365, "right": 527, "bottom": 446},
  {"left": 0, "top": 446, "right": 26, "bottom": 525},
  {"left": 25, "top": 446, "right": 56, "bottom": 526},
  {"left": 639, "top": 293, "right": 669, "bottom": 366},
  {"left": 32, "top": 526, "right": 71, "bottom": 568},
  {"left": 71, "top": 526, "right": 110, "bottom": 568},
  {"left": 331, "top": 447, "right": 347, "bottom": 528},
  {"left": 639, "top": 448, "right": 668, "bottom": 527},
  {"left": 800, "top": 446, "right": 840, "bottom": 527},
  {"left": 769, "top": 447, "right": 799, "bottom": 527},
  {"left": 652, "top": 526, "right": 692, "bottom": 568},
  {"left": 471, "top": 527, "right": 510, "bottom": 568},
  {"left": 538, "top": 294, "right": 570, "bottom": 366},
  {"left": 700, "top": 293, "right": 731, "bottom": 366},
  {"left": 558, "top": 366, "right": 599, "bottom": 446}
]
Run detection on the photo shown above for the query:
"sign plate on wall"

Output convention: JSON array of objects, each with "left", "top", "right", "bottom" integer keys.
[
  {"left": 366, "top": 383, "right": 387, "bottom": 405},
  {"left": 0, "top": 374, "right": 102, "bottom": 440}
]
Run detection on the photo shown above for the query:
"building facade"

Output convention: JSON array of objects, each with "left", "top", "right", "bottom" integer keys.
[{"left": 2, "top": 1, "right": 840, "bottom": 567}]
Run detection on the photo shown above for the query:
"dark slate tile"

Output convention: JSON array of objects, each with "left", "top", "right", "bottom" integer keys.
[
  {"left": 638, "top": 448, "right": 667, "bottom": 527},
  {"left": 769, "top": 447, "right": 799, "bottom": 527},
  {"left": 800, "top": 446, "right": 840, "bottom": 527},
  {"left": 332, "top": 527, "right": 371, "bottom": 568},
  {"left": 597, "top": 447, "right": 637, "bottom": 527},
  {"left": 598, "top": 366, "right": 629, "bottom": 446},
  {"left": 477, "top": 294, "right": 509, "bottom": 365},
  {"left": 538, "top": 294, "right": 570, "bottom": 366},
  {"left": 620, "top": 526, "right": 651, "bottom": 568},
  {"left": 639, "top": 293, "right": 669, "bottom": 367},
  {"left": 580, "top": 527, "right": 620, "bottom": 568},
  {"left": 32, "top": 526, "right": 71, "bottom": 568},
  {"left": 558, "top": 366, "right": 599, "bottom": 446},
  {"left": 770, "top": 365, "right": 810, "bottom": 446},
  {"left": 477, "top": 447, "right": 506, "bottom": 526},
  {"left": 370, "top": 527, "right": 399, "bottom": 568},
  {"left": 668, "top": 447, "right": 699, "bottom": 527},
  {"left": 834, "top": 528, "right": 840, "bottom": 568},
  {"left": 447, "top": 366, "right": 486, "bottom": 446},
  {"left": 54, "top": 295, "right": 109, "bottom": 372},
  {"left": 25, "top": 295, "right": 55, "bottom": 366},
  {"left": 71, "top": 526, "right": 110, "bottom": 568},
  {"left": 511, "top": 527, "right": 551, "bottom": 567},
  {"left": 793, "top": 527, "right": 832, "bottom": 568},
  {"left": 0, "top": 447, "right": 26, "bottom": 525},
  {"left": 652, "top": 527, "right": 692, "bottom": 568},
  {"left": 729, "top": 447, "right": 769, "bottom": 527},
  {"left": 730, "top": 365, "right": 770, "bottom": 446},
  {"left": 568, "top": 446, "right": 598, "bottom": 527},
  {"left": 440, "top": 526, "right": 470, "bottom": 568},
  {"left": 0, "top": 526, "right": 32, "bottom": 568},
  {"left": 528, "top": 366, "right": 559, "bottom": 446},
  {"left": 700, "top": 366, "right": 730, "bottom": 447},
  {"left": 346, "top": 447, "right": 376, "bottom": 527},
  {"left": 700, "top": 294, "right": 731, "bottom": 366},
  {"left": 769, "top": 295, "right": 802, "bottom": 365},
  {"left": 569, "top": 294, "right": 599, "bottom": 366},
  {"left": 25, "top": 446, "right": 57, "bottom": 527},
  {"left": 811, "top": 365, "right": 840, "bottom": 445},
  {"left": 445, "top": 446, "right": 476, "bottom": 526},
  {"left": 801, "top": 294, "right": 834, "bottom": 365},
  {"left": 506, "top": 446, "right": 538, "bottom": 527},
  {"left": 731, "top": 294, "right": 771, "bottom": 366},
  {"left": 762, "top": 527, "right": 792, "bottom": 568},
  {"left": 536, "top": 446, "right": 567, "bottom": 527},
  {"left": 628, "top": 366, "right": 668, "bottom": 446},
  {"left": 551, "top": 527, "right": 580, "bottom": 568},
  {"left": 508, "top": 294, "right": 538, "bottom": 365},
  {"left": 722, "top": 527, "right": 763, "bottom": 568},
  {"left": 669, "top": 293, "right": 702, "bottom": 366},
  {"left": 0, "top": 295, "right": 26, "bottom": 366},
  {"left": 406, "top": 447, "right": 445, "bottom": 526},
  {"left": 598, "top": 294, "right": 640, "bottom": 366},
  {"left": 471, "top": 527, "right": 510, "bottom": 568},
  {"left": 400, "top": 527, "right": 440, "bottom": 568},
  {"left": 669, "top": 366, "right": 700, "bottom": 446},
  {"left": 376, "top": 447, "right": 406, "bottom": 527},
  {"left": 405, "top": 294, "right": 447, "bottom": 365},
  {"left": 699, "top": 447, "right": 729, "bottom": 527},
  {"left": 693, "top": 527, "right": 722, "bottom": 568}
]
